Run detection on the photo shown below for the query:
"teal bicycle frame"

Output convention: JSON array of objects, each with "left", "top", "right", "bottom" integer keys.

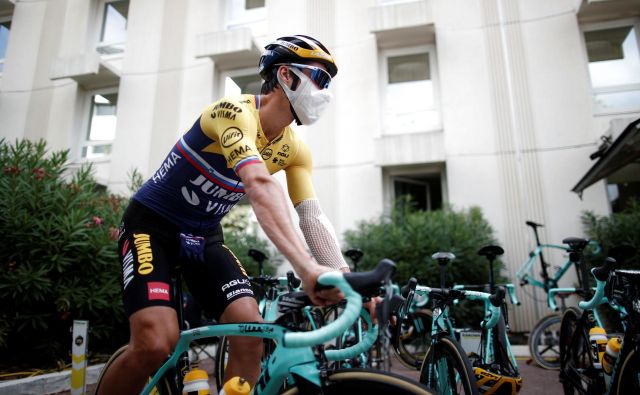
[
  {"left": 410, "top": 285, "right": 500, "bottom": 391},
  {"left": 548, "top": 285, "right": 628, "bottom": 331},
  {"left": 141, "top": 272, "right": 377, "bottom": 395},
  {"left": 452, "top": 284, "right": 520, "bottom": 371},
  {"left": 516, "top": 243, "right": 571, "bottom": 292}
]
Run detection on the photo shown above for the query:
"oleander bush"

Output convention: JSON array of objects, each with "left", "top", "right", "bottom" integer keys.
[
  {"left": 0, "top": 139, "right": 129, "bottom": 369},
  {"left": 343, "top": 199, "right": 505, "bottom": 327},
  {"left": 0, "top": 139, "right": 276, "bottom": 370}
]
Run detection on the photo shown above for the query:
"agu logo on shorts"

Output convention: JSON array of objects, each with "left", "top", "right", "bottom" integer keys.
[
  {"left": 147, "top": 282, "right": 170, "bottom": 301},
  {"left": 133, "top": 233, "right": 154, "bottom": 275}
]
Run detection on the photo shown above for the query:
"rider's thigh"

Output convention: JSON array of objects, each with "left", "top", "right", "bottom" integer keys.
[{"left": 128, "top": 306, "right": 180, "bottom": 367}]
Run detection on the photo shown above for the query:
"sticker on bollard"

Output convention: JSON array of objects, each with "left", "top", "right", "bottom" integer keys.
[{"left": 71, "top": 320, "right": 88, "bottom": 395}]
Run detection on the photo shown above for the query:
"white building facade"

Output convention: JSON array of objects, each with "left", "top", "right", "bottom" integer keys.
[{"left": 1, "top": 0, "right": 639, "bottom": 331}]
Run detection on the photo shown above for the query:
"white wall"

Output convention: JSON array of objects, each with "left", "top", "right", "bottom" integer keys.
[{"left": 1, "top": 0, "right": 637, "bottom": 330}]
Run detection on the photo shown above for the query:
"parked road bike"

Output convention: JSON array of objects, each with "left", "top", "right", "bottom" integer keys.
[
  {"left": 392, "top": 247, "right": 521, "bottom": 385},
  {"left": 395, "top": 251, "right": 507, "bottom": 395},
  {"left": 95, "top": 259, "right": 434, "bottom": 395},
  {"left": 516, "top": 221, "right": 598, "bottom": 369},
  {"left": 558, "top": 243, "right": 638, "bottom": 395},
  {"left": 452, "top": 246, "right": 522, "bottom": 394}
]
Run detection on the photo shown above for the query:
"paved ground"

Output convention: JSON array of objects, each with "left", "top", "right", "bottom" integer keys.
[{"left": 54, "top": 350, "right": 566, "bottom": 394}]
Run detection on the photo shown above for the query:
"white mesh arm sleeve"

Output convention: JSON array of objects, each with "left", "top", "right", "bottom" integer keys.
[{"left": 295, "top": 199, "right": 349, "bottom": 270}]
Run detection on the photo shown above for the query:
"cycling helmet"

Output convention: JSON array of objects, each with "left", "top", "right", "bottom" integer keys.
[
  {"left": 258, "top": 35, "right": 338, "bottom": 79},
  {"left": 473, "top": 367, "right": 523, "bottom": 395}
]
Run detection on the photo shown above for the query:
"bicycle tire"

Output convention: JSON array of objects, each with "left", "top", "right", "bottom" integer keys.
[
  {"left": 214, "top": 335, "right": 229, "bottom": 391},
  {"left": 214, "top": 335, "right": 279, "bottom": 391},
  {"left": 280, "top": 368, "right": 434, "bottom": 395},
  {"left": 559, "top": 307, "right": 603, "bottom": 395},
  {"left": 491, "top": 315, "right": 519, "bottom": 377},
  {"left": 419, "top": 336, "right": 479, "bottom": 395},
  {"left": 94, "top": 344, "right": 177, "bottom": 395},
  {"left": 528, "top": 313, "right": 561, "bottom": 370},
  {"left": 395, "top": 309, "right": 432, "bottom": 369},
  {"left": 612, "top": 348, "right": 640, "bottom": 395}
]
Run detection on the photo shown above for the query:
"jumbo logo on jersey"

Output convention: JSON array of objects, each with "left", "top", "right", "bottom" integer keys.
[
  {"left": 210, "top": 101, "right": 243, "bottom": 121},
  {"left": 181, "top": 174, "right": 245, "bottom": 215},
  {"left": 221, "top": 127, "right": 244, "bottom": 148},
  {"left": 133, "top": 233, "right": 154, "bottom": 275}
]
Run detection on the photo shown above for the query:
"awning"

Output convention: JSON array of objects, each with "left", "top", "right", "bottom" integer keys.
[{"left": 572, "top": 118, "right": 640, "bottom": 197}]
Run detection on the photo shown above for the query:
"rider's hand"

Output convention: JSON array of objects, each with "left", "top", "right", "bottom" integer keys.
[
  {"left": 302, "top": 265, "right": 344, "bottom": 306},
  {"left": 364, "top": 296, "right": 381, "bottom": 324}
]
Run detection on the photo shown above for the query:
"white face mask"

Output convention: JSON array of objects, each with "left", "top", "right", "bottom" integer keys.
[{"left": 277, "top": 66, "right": 332, "bottom": 125}]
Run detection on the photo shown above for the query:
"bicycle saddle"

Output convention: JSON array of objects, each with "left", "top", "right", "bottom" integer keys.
[
  {"left": 478, "top": 245, "right": 504, "bottom": 260},
  {"left": 562, "top": 237, "right": 589, "bottom": 252},
  {"left": 248, "top": 248, "right": 268, "bottom": 263},
  {"left": 344, "top": 248, "right": 364, "bottom": 263},
  {"left": 432, "top": 252, "right": 456, "bottom": 265},
  {"left": 526, "top": 220, "right": 544, "bottom": 228}
]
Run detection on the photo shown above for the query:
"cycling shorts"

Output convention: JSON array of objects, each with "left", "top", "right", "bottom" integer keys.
[{"left": 117, "top": 200, "right": 254, "bottom": 321}]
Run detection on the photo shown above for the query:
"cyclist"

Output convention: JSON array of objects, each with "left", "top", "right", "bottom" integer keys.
[{"left": 98, "top": 35, "right": 351, "bottom": 394}]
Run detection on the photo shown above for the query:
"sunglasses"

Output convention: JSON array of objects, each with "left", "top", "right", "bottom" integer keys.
[{"left": 280, "top": 63, "right": 332, "bottom": 89}]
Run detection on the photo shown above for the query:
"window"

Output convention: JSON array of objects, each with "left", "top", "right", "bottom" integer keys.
[
  {"left": 393, "top": 175, "right": 443, "bottom": 211},
  {"left": 245, "top": 0, "right": 265, "bottom": 10},
  {"left": 82, "top": 92, "right": 118, "bottom": 159},
  {"left": 0, "top": 19, "right": 10, "bottom": 74},
  {"left": 384, "top": 165, "right": 445, "bottom": 212},
  {"left": 584, "top": 21, "right": 640, "bottom": 114},
  {"left": 382, "top": 46, "right": 440, "bottom": 134},
  {"left": 225, "top": 0, "right": 266, "bottom": 35},
  {"left": 221, "top": 68, "right": 262, "bottom": 97},
  {"left": 97, "top": 0, "right": 129, "bottom": 55}
]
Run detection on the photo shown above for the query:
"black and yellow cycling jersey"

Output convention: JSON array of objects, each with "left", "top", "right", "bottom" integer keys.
[{"left": 134, "top": 94, "right": 316, "bottom": 234}]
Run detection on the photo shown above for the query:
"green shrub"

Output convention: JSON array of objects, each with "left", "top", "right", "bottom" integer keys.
[
  {"left": 0, "top": 139, "right": 129, "bottom": 368},
  {"left": 581, "top": 199, "right": 640, "bottom": 270},
  {"left": 343, "top": 200, "right": 504, "bottom": 327}
]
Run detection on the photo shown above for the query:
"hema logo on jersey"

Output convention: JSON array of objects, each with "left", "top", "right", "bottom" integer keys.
[{"left": 147, "top": 282, "right": 170, "bottom": 301}]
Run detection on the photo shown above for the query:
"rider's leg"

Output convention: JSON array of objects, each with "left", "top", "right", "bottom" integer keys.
[
  {"left": 220, "top": 296, "right": 263, "bottom": 387},
  {"left": 97, "top": 306, "right": 179, "bottom": 395}
]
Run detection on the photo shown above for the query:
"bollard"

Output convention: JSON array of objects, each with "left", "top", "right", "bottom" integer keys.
[{"left": 70, "top": 320, "right": 89, "bottom": 395}]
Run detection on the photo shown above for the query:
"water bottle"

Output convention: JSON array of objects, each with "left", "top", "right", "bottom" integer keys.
[
  {"left": 182, "top": 368, "right": 210, "bottom": 395},
  {"left": 219, "top": 376, "right": 251, "bottom": 395},
  {"left": 602, "top": 337, "right": 622, "bottom": 375},
  {"left": 588, "top": 326, "right": 607, "bottom": 369}
]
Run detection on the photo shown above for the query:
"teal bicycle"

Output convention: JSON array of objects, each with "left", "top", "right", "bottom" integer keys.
[
  {"left": 517, "top": 221, "right": 599, "bottom": 369},
  {"left": 95, "top": 259, "right": 433, "bottom": 395},
  {"left": 558, "top": 243, "right": 638, "bottom": 395},
  {"left": 395, "top": 252, "right": 506, "bottom": 395}
]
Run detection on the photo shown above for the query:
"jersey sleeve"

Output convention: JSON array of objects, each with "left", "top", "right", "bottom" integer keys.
[
  {"left": 199, "top": 98, "right": 262, "bottom": 174},
  {"left": 285, "top": 140, "right": 317, "bottom": 205}
]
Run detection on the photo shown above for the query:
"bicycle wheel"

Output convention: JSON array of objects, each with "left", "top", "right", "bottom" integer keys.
[
  {"left": 281, "top": 368, "right": 434, "bottom": 394},
  {"left": 395, "top": 309, "right": 432, "bottom": 369},
  {"left": 94, "top": 345, "right": 176, "bottom": 395},
  {"left": 214, "top": 336, "right": 229, "bottom": 391},
  {"left": 528, "top": 313, "right": 561, "bottom": 370},
  {"left": 214, "top": 335, "right": 278, "bottom": 391},
  {"left": 559, "top": 307, "right": 603, "bottom": 395},
  {"left": 419, "top": 336, "right": 479, "bottom": 395},
  {"left": 611, "top": 348, "right": 640, "bottom": 395}
]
